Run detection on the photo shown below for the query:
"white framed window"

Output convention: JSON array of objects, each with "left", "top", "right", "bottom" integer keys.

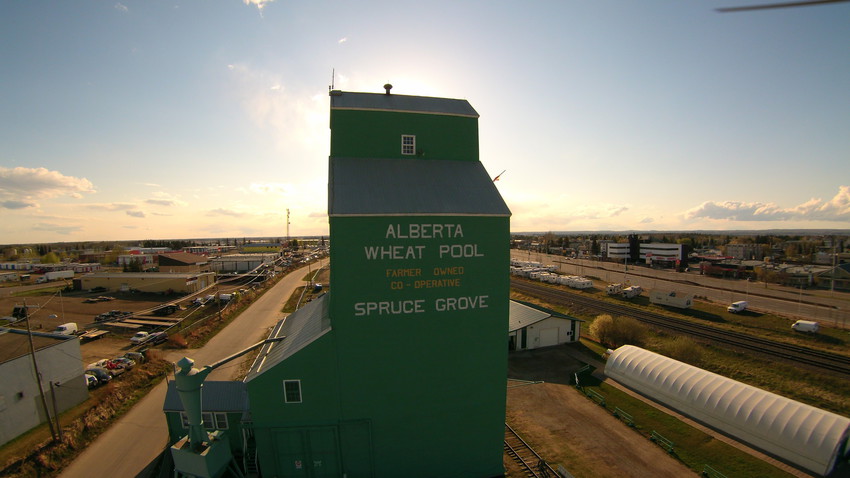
[
  {"left": 179, "top": 411, "right": 229, "bottom": 430},
  {"left": 283, "top": 379, "right": 302, "bottom": 403},
  {"left": 401, "top": 135, "right": 415, "bottom": 155}
]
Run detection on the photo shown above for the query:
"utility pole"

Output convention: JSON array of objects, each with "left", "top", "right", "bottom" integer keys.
[
  {"left": 49, "top": 381, "right": 63, "bottom": 441},
  {"left": 24, "top": 300, "right": 57, "bottom": 441}
]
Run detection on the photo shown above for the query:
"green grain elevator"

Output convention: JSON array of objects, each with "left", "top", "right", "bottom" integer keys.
[{"left": 245, "top": 85, "right": 510, "bottom": 477}]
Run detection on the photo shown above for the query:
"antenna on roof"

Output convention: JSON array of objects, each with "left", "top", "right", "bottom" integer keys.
[{"left": 329, "top": 68, "right": 335, "bottom": 91}]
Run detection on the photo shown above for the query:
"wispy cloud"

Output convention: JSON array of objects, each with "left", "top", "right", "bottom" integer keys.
[
  {"left": 207, "top": 208, "right": 246, "bottom": 218},
  {"left": 0, "top": 166, "right": 95, "bottom": 203},
  {"left": 32, "top": 222, "right": 83, "bottom": 235},
  {"left": 225, "top": 63, "right": 329, "bottom": 151},
  {"left": 338, "top": 37, "right": 348, "bottom": 44},
  {"left": 243, "top": 0, "right": 273, "bottom": 16},
  {"left": 571, "top": 204, "right": 630, "bottom": 221},
  {"left": 114, "top": 3, "right": 128, "bottom": 12},
  {"left": 85, "top": 202, "right": 137, "bottom": 211},
  {"left": 247, "top": 182, "right": 294, "bottom": 195},
  {"left": 147, "top": 191, "right": 187, "bottom": 207},
  {"left": 2, "top": 200, "right": 37, "bottom": 210},
  {"left": 146, "top": 199, "right": 176, "bottom": 207},
  {"left": 684, "top": 186, "right": 850, "bottom": 222},
  {"left": 126, "top": 210, "right": 145, "bottom": 218}
]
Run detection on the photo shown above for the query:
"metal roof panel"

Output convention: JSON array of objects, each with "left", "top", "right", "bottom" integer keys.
[
  {"left": 329, "top": 157, "right": 511, "bottom": 216},
  {"left": 245, "top": 293, "right": 331, "bottom": 381},
  {"left": 330, "top": 91, "right": 479, "bottom": 118}
]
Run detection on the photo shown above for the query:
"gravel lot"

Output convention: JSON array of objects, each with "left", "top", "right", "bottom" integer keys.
[{"left": 505, "top": 345, "right": 695, "bottom": 477}]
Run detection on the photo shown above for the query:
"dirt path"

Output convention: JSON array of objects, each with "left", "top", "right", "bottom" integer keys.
[{"left": 504, "top": 346, "right": 696, "bottom": 477}]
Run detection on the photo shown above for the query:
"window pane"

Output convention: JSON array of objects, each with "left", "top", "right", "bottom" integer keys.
[
  {"left": 401, "top": 135, "right": 415, "bottom": 155},
  {"left": 284, "top": 380, "right": 302, "bottom": 403},
  {"left": 202, "top": 412, "right": 213, "bottom": 429},
  {"left": 214, "top": 412, "right": 229, "bottom": 429}
]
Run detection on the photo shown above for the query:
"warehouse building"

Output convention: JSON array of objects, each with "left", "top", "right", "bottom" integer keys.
[
  {"left": 80, "top": 272, "right": 215, "bottom": 294},
  {"left": 165, "top": 87, "right": 510, "bottom": 477},
  {"left": 0, "top": 329, "right": 87, "bottom": 447},
  {"left": 158, "top": 252, "right": 211, "bottom": 274},
  {"left": 605, "top": 345, "right": 850, "bottom": 476},
  {"left": 210, "top": 254, "right": 277, "bottom": 274}
]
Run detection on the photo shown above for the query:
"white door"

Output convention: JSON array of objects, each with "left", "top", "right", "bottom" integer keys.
[{"left": 539, "top": 327, "right": 559, "bottom": 347}]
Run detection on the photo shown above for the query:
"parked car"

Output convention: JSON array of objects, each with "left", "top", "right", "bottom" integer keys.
[
  {"left": 147, "top": 332, "right": 168, "bottom": 345},
  {"left": 88, "top": 359, "right": 110, "bottom": 369},
  {"left": 84, "top": 373, "right": 99, "bottom": 389},
  {"left": 112, "top": 357, "right": 136, "bottom": 370},
  {"left": 96, "top": 359, "right": 126, "bottom": 376},
  {"left": 130, "top": 331, "right": 150, "bottom": 344},
  {"left": 123, "top": 351, "right": 145, "bottom": 363},
  {"left": 84, "top": 367, "right": 112, "bottom": 384}
]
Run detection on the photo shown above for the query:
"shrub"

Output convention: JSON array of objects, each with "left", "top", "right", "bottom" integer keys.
[{"left": 590, "top": 314, "right": 648, "bottom": 348}]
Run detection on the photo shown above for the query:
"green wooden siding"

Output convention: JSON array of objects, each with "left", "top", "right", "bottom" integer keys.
[
  {"left": 328, "top": 215, "right": 508, "bottom": 476},
  {"left": 330, "top": 109, "right": 479, "bottom": 161}
]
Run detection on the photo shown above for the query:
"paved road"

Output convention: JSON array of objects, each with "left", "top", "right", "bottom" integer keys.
[
  {"left": 513, "top": 251, "right": 850, "bottom": 328},
  {"left": 59, "top": 265, "right": 313, "bottom": 478}
]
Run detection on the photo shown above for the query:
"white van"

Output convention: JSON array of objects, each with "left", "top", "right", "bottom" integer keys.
[
  {"left": 53, "top": 322, "right": 78, "bottom": 335},
  {"left": 791, "top": 320, "right": 819, "bottom": 333},
  {"left": 727, "top": 301, "right": 748, "bottom": 313}
]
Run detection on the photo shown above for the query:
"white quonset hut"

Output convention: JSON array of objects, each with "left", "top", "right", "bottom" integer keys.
[{"left": 605, "top": 345, "right": 850, "bottom": 476}]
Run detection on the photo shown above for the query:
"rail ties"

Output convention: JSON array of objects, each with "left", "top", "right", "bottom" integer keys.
[
  {"left": 505, "top": 423, "right": 559, "bottom": 477},
  {"left": 510, "top": 279, "right": 850, "bottom": 378}
]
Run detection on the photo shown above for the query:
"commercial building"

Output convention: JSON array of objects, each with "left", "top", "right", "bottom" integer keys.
[
  {"left": 726, "top": 243, "right": 763, "bottom": 260},
  {"left": 165, "top": 87, "right": 510, "bottom": 477},
  {"left": 0, "top": 329, "right": 87, "bottom": 447},
  {"left": 607, "top": 242, "right": 684, "bottom": 264},
  {"left": 80, "top": 272, "right": 215, "bottom": 294}
]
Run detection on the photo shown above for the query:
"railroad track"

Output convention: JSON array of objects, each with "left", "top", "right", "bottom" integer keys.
[
  {"left": 504, "top": 423, "right": 559, "bottom": 477},
  {"left": 511, "top": 279, "right": 850, "bottom": 378}
]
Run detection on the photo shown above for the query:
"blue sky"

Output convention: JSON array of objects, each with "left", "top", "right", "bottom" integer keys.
[{"left": 1, "top": 0, "right": 848, "bottom": 244}]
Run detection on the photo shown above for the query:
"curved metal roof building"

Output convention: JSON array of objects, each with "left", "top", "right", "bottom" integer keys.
[{"left": 605, "top": 345, "right": 850, "bottom": 476}]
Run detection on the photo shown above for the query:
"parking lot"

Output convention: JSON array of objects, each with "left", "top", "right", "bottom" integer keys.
[{"left": 2, "top": 286, "right": 194, "bottom": 364}]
